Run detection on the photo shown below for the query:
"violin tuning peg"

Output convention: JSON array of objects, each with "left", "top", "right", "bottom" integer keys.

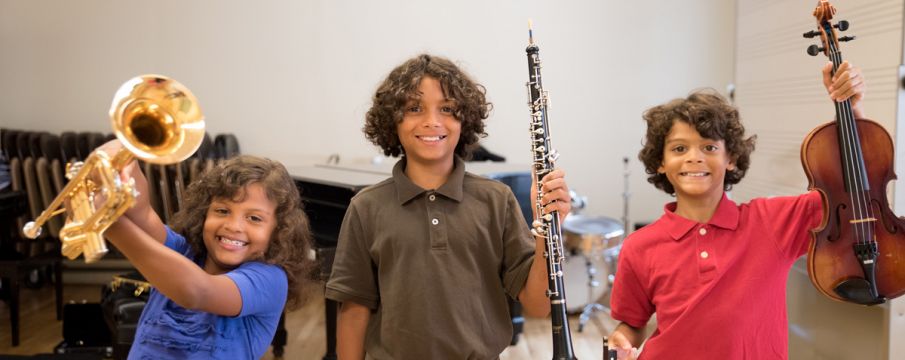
[
  {"left": 839, "top": 36, "right": 856, "bottom": 42},
  {"left": 806, "top": 44, "right": 824, "bottom": 56},
  {"left": 803, "top": 30, "right": 821, "bottom": 39},
  {"left": 834, "top": 20, "right": 850, "bottom": 31}
]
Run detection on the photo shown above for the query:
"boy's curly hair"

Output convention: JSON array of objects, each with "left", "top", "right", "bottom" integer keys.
[
  {"left": 638, "top": 90, "right": 757, "bottom": 195},
  {"left": 169, "top": 155, "right": 314, "bottom": 310},
  {"left": 364, "top": 54, "right": 491, "bottom": 158}
]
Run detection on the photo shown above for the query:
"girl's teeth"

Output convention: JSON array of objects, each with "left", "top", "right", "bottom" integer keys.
[{"left": 220, "top": 237, "right": 246, "bottom": 246}]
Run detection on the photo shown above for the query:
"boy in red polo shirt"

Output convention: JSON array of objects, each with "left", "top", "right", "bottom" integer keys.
[{"left": 607, "top": 61, "right": 865, "bottom": 360}]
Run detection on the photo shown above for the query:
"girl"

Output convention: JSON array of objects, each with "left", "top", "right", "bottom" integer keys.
[{"left": 101, "top": 141, "right": 313, "bottom": 359}]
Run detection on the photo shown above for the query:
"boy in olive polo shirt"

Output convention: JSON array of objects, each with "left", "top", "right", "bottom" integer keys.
[{"left": 326, "top": 54, "right": 571, "bottom": 359}]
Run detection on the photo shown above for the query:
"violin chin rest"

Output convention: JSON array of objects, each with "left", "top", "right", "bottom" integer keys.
[{"left": 834, "top": 278, "right": 886, "bottom": 305}]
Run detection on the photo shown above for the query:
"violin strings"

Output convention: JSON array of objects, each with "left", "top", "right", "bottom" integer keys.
[
  {"left": 829, "top": 52, "right": 855, "bottom": 243},
  {"left": 830, "top": 51, "right": 859, "bottom": 244},
  {"left": 831, "top": 48, "right": 873, "bottom": 246},
  {"left": 842, "top": 53, "right": 875, "bottom": 247}
]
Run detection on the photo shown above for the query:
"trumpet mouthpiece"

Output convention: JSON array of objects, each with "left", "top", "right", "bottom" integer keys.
[{"left": 23, "top": 222, "right": 42, "bottom": 239}]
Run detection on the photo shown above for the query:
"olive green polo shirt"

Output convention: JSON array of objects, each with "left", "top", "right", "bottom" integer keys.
[{"left": 325, "top": 156, "right": 535, "bottom": 360}]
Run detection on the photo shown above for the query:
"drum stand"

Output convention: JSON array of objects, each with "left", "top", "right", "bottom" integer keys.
[
  {"left": 577, "top": 252, "right": 608, "bottom": 332},
  {"left": 576, "top": 248, "right": 618, "bottom": 332},
  {"left": 577, "top": 158, "right": 629, "bottom": 333}
]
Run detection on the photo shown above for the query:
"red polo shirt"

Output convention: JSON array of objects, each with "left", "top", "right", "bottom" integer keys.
[{"left": 610, "top": 191, "right": 822, "bottom": 359}]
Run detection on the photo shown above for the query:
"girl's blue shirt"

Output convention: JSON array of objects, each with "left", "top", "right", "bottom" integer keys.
[{"left": 128, "top": 226, "right": 287, "bottom": 360}]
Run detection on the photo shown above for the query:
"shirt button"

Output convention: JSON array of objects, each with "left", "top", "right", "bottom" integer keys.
[
  {"left": 699, "top": 228, "right": 707, "bottom": 235},
  {"left": 431, "top": 218, "right": 439, "bottom": 225},
  {"left": 429, "top": 194, "right": 436, "bottom": 201},
  {"left": 700, "top": 251, "right": 709, "bottom": 259}
]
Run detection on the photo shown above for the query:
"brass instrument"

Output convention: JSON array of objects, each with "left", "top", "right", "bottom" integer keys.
[
  {"left": 110, "top": 274, "right": 153, "bottom": 297},
  {"left": 23, "top": 75, "right": 204, "bottom": 263}
]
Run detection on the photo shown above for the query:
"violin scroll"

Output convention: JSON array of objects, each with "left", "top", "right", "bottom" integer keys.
[{"left": 803, "top": 0, "right": 854, "bottom": 57}]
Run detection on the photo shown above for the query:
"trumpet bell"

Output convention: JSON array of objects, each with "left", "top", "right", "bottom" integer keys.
[{"left": 110, "top": 75, "right": 205, "bottom": 164}]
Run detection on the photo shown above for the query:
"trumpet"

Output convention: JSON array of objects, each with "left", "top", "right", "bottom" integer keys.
[{"left": 23, "top": 75, "right": 204, "bottom": 263}]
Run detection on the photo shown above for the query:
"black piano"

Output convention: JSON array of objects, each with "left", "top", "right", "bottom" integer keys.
[{"left": 290, "top": 161, "right": 533, "bottom": 360}]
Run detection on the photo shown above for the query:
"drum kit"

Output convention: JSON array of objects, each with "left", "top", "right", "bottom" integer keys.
[
  {"left": 562, "top": 213, "right": 622, "bottom": 331},
  {"left": 562, "top": 157, "right": 632, "bottom": 332}
]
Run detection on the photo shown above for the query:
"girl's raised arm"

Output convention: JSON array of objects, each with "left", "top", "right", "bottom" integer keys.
[
  {"left": 96, "top": 139, "right": 167, "bottom": 244},
  {"left": 105, "top": 216, "right": 243, "bottom": 316}
]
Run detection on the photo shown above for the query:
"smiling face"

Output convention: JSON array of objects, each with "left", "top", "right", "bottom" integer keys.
[
  {"left": 658, "top": 120, "right": 735, "bottom": 204},
  {"left": 396, "top": 76, "right": 462, "bottom": 167},
  {"left": 202, "top": 183, "right": 277, "bottom": 274}
]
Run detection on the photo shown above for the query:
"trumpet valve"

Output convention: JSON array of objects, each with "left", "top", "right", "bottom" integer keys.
[
  {"left": 83, "top": 249, "right": 108, "bottom": 264},
  {"left": 61, "top": 242, "right": 83, "bottom": 260},
  {"left": 81, "top": 232, "right": 109, "bottom": 264}
]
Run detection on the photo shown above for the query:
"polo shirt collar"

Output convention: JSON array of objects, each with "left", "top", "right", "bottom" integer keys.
[
  {"left": 662, "top": 192, "right": 739, "bottom": 241},
  {"left": 393, "top": 156, "right": 465, "bottom": 205}
]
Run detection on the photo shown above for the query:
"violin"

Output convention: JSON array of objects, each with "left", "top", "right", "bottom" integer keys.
[{"left": 801, "top": 0, "right": 905, "bottom": 305}]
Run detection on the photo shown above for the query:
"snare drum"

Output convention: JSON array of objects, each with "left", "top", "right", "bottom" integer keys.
[
  {"left": 562, "top": 215, "right": 624, "bottom": 255},
  {"left": 561, "top": 248, "right": 619, "bottom": 313},
  {"left": 561, "top": 215, "right": 624, "bottom": 313}
]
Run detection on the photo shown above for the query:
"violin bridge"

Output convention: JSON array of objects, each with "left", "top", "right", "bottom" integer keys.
[{"left": 849, "top": 217, "right": 877, "bottom": 224}]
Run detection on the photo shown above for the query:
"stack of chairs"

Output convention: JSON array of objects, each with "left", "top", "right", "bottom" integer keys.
[
  {"left": 0, "top": 127, "right": 240, "bottom": 348},
  {"left": 0, "top": 129, "right": 74, "bottom": 346}
]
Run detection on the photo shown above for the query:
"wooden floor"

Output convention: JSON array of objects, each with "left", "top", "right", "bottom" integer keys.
[{"left": 0, "top": 283, "right": 625, "bottom": 359}]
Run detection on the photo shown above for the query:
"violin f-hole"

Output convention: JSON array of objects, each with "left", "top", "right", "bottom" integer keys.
[{"left": 827, "top": 203, "right": 847, "bottom": 242}]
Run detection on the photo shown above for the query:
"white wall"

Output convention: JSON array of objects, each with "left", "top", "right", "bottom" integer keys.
[{"left": 0, "top": 0, "right": 735, "bottom": 225}]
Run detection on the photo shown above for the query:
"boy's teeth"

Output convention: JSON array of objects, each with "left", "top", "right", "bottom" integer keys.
[{"left": 684, "top": 172, "right": 707, "bottom": 177}]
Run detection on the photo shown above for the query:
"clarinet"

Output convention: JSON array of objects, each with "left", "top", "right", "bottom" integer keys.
[
  {"left": 602, "top": 337, "right": 617, "bottom": 360},
  {"left": 525, "top": 25, "right": 577, "bottom": 360}
]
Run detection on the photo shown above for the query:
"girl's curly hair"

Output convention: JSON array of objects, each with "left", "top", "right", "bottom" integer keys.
[
  {"left": 364, "top": 54, "right": 491, "bottom": 158},
  {"left": 169, "top": 155, "right": 314, "bottom": 310},
  {"left": 638, "top": 90, "right": 757, "bottom": 195}
]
